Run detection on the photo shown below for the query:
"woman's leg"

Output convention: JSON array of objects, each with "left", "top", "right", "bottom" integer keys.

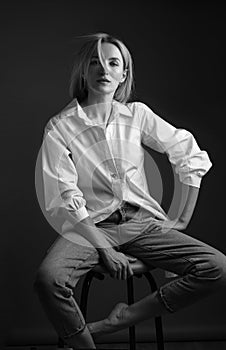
[
  {"left": 33, "top": 233, "right": 101, "bottom": 349},
  {"left": 88, "top": 222, "right": 226, "bottom": 338}
]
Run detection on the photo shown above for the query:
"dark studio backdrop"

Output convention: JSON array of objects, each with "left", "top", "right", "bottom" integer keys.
[{"left": 1, "top": 0, "right": 225, "bottom": 347}]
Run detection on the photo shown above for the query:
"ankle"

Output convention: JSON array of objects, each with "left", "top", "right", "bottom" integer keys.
[{"left": 120, "top": 304, "right": 130, "bottom": 321}]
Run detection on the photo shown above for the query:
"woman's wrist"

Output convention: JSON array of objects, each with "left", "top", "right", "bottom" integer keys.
[
  {"left": 177, "top": 216, "right": 189, "bottom": 226},
  {"left": 96, "top": 246, "right": 115, "bottom": 255},
  {"left": 176, "top": 217, "right": 189, "bottom": 230},
  {"left": 176, "top": 184, "right": 200, "bottom": 228}
]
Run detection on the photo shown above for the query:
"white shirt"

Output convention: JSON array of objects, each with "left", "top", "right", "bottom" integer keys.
[{"left": 41, "top": 98, "right": 212, "bottom": 232}]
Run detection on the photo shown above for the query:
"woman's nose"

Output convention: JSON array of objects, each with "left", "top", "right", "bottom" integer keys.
[{"left": 99, "top": 63, "right": 109, "bottom": 74}]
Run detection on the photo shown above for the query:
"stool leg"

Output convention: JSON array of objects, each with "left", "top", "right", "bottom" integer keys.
[
  {"left": 57, "top": 271, "right": 104, "bottom": 348},
  {"left": 80, "top": 271, "right": 95, "bottom": 318},
  {"left": 57, "top": 272, "right": 95, "bottom": 349},
  {"left": 80, "top": 271, "right": 105, "bottom": 318},
  {"left": 144, "top": 272, "right": 164, "bottom": 350},
  {"left": 127, "top": 276, "right": 136, "bottom": 350}
]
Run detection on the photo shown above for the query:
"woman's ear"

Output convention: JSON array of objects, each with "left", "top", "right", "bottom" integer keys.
[{"left": 120, "top": 69, "right": 128, "bottom": 84}]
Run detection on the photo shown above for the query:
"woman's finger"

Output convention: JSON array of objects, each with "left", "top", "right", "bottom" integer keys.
[
  {"left": 120, "top": 262, "right": 128, "bottom": 280},
  {"left": 127, "top": 263, "right": 134, "bottom": 278},
  {"left": 109, "top": 263, "right": 118, "bottom": 279},
  {"left": 127, "top": 256, "right": 137, "bottom": 262},
  {"left": 122, "top": 265, "right": 127, "bottom": 280},
  {"left": 109, "top": 267, "right": 116, "bottom": 278},
  {"left": 115, "top": 265, "right": 122, "bottom": 280}
]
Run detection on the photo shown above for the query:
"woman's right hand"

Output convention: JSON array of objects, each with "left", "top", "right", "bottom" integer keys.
[{"left": 98, "top": 247, "right": 137, "bottom": 280}]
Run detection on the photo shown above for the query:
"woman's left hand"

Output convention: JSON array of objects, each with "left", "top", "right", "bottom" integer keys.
[{"left": 151, "top": 218, "right": 188, "bottom": 232}]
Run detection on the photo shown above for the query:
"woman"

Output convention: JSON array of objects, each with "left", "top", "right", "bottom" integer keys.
[{"left": 34, "top": 33, "right": 226, "bottom": 349}]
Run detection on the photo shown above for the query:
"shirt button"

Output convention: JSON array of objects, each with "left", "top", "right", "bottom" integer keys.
[{"left": 111, "top": 173, "right": 118, "bottom": 179}]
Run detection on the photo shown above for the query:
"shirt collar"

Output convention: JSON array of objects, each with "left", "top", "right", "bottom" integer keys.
[
  {"left": 112, "top": 100, "right": 133, "bottom": 117},
  {"left": 61, "top": 98, "right": 133, "bottom": 122}
]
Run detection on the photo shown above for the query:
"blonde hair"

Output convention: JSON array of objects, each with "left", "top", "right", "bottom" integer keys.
[{"left": 69, "top": 33, "right": 134, "bottom": 104}]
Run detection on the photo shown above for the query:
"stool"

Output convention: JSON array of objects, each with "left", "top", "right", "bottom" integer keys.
[{"left": 58, "top": 256, "right": 164, "bottom": 350}]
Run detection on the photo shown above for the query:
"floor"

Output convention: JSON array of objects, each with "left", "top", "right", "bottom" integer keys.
[
  {"left": 97, "top": 342, "right": 226, "bottom": 350},
  {"left": 5, "top": 342, "right": 226, "bottom": 350}
]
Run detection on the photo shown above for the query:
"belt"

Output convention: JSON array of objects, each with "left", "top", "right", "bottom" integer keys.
[{"left": 96, "top": 202, "right": 140, "bottom": 225}]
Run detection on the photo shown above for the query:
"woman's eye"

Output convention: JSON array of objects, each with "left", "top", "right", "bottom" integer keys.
[
  {"left": 90, "top": 59, "right": 100, "bottom": 65},
  {"left": 110, "top": 61, "right": 119, "bottom": 66},
  {"left": 90, "top": 59, "right": 119, "bottom": 67}
]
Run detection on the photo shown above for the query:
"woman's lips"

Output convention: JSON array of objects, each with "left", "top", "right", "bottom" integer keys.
[{"left": 97, "top": 78, "right": 111, "bottom": 83}]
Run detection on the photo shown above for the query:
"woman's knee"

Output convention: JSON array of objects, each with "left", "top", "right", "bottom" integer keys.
[
  {"left": 33, "top": 254, "right": 70, "bottom": 295},
  {"left": 33, "top": 259, "right": 80, "bottom": 299},
  {"left": 193, "top": 250, "right": 226, "bottom": 286},
  {"left": 33, "top": 262, "right": 56, "bottom": 294},
  {"left": 215, "top": 253, "right": 226, "bottom": 285}
]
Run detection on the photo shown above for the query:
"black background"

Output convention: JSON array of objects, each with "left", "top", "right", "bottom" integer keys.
[{"left": 1, "top": 0, "right": 225, "bottom": 346}]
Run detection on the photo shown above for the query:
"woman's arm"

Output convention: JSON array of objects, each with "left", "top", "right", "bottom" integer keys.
[
  {"left": 149, "top": 184, "right": 199, "bottom": 232},
  {"left": 60, "top": 208, "right": 114, "bottom": 248},
  {"left": 139, "top": 102, "right": 212, "bottom": 189},
  {"left": 41, "top": 117, "right": 137, "bottom": 279},
  {"left": 65, "top": 212, "right": 138, "bottom": 279},
  {"left": 138, "top": 102, "right": 211, "bottom": 231},
  {"left": 178, "top": 184, "right": 199, "bottom": 228}
]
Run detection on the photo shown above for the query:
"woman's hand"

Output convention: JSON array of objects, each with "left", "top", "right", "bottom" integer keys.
[
  {"left": 97, "top": 247, "right": 137, "bottom": 280},
  {"left": 150, "top": 218, "right": 188, "bottom": 232}
]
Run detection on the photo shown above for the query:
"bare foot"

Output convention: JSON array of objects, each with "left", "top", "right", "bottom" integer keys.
[{"left": 87, "top": 302, "right": 129, "bottom": 341}]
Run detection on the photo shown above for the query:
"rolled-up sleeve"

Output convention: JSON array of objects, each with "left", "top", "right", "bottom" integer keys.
[
  {"left": 41, "top": 118, "right": 89, "bottom": 224},
  {"left": 139, "top": 103, "right": 212, "bottom": 188}
]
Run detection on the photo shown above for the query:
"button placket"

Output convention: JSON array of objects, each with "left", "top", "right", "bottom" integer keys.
[{"left": 99, "top": 127, "right": 119, "bottom": 179}]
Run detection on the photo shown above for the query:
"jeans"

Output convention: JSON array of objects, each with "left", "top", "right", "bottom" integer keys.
[{"left": 33, "top": 206, "right": 226, "bottom": 341}]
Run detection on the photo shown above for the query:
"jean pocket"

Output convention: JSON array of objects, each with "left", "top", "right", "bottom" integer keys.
[{"left": 140, "top": 218, "right": 164, "bottom": 235}]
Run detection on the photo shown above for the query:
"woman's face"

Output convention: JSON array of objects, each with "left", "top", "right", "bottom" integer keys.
[{"left": 85, "top": 42, "right": 126, "bottom": 99}]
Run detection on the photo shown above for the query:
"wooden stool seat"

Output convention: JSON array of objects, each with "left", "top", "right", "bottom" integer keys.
[{"left": 92, "top": 256, "right": 152, "bottom": 275}]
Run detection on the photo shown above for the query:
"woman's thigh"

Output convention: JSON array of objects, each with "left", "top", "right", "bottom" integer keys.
[
  {"left": 36, "top": 232, "right": 101, "bottom": 289},
  {"left": 119, "top": 223, "right": 226, "bottom": 277}
]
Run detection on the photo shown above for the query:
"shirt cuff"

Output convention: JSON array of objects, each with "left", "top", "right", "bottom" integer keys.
[
  {"left": 53, "top": 205, "right": 90, "bottom": 225},
  {"left": 68, "top": 205, "right": 90, "bottom": 224},
  {"left": 179, "top": 173, "right": 202, "bottom": 188}
]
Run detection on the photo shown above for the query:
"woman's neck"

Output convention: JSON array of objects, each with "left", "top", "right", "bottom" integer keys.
[
  {"left": 86, "top": 92, "right": 114, "bottom": 106},
  {"left": 81, "top": 94, "right": 114, "bottom": 123}
]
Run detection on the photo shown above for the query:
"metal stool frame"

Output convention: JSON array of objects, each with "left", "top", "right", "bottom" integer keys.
[{"left": 58, "top": 267, "right": 164, "bottom": 350}]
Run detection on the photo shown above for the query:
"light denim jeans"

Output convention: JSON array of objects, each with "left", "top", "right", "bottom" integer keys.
[{"left": 33, "top": 207, "right": 226, "bottom": 341}]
